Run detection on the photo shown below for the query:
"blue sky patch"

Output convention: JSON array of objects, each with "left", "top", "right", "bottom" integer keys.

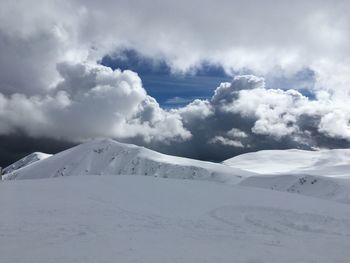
[{"left": 100, "top": 49, "right": 231, "bottom": 107}]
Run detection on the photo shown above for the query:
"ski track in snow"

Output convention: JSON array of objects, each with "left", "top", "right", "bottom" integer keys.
[{"left": 1, "top": 175, "right": 350, "bottom": 263}]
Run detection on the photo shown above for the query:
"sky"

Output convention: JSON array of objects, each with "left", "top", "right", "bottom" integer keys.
[
  {"left": 2, "top": 0, "right": 350, "bottom": 166},
  {"left": 100, "top": 49, "right": 232, "bottom": 107}
]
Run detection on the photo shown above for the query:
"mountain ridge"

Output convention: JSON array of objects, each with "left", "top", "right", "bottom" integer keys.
[
  {"left": 3, "top": 152, "right": 52, "bottom": 175},
  {"left": 3, "top": 138, "right": 253, "bottom": 182}
]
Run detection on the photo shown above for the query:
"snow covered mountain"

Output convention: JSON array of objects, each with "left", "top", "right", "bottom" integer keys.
[
  {"left": 2, "top": 152, "right": 52, "bottom": 175},
  {"left": 3, "top": 139, "right": 253, "bottom": 182},
  {"left": 4, "top": 141, "right": 350, "bottom": 204},
  {"left": 224, "top": 149, "right": 350, "bottom": 203},
  {"left": 2, "top": 143, "right": 350, "bottom": 262}
]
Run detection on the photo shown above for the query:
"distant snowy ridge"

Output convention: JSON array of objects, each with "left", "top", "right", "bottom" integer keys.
[
  {"left": 223, "top": 148, "right": 350, "bottom": 176},
  {"left": 240, "top": 174, "right": 350, "bottom": 204},
  {"left": 3, "top": 139, "right": 253, "bottom": 182},
  {"left": 224, "top": 149, "right": 350, "bottom": 203},
  {"left": 2, "top": 152, "right": 52, "bottom": 174}
]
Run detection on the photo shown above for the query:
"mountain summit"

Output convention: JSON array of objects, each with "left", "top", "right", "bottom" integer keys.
[{"left": 3, "top": 139, "right": 252, "bottom": 182}]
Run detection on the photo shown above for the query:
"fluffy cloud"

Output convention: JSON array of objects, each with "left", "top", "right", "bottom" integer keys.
[
  {"left": 209, "top": 136, "right": 245, "bottom": 148},
  {"left": 210, "top": 128, "right": 248, "bottom": 148},
  {"left": 231, "top": 88, "right": 307, "bottom": 138},
  {"left": 227, "top": 128, "right": 248, "bottom": 139},
  {"left": 2, "top": 0, "right": 350, "bottom": 164},
  {"left": 175, "top": 99, "right": 213, "bottom": 123},
  {"left": 319, "top": 110, "right": 350, "bottom": 141},
  {"left": 0, "top": 62, "right": 191, "bottom": 142},
  {"left": 163, "top": 75, "right": 350, "bottom": 161},
  {"left": 2, "top": 0, "right": 350, "bottom": 101},
  {"left": 2, "top": 71, "right": 350, "bottom": 163},
  {"left": 2, "top": 1, "right": 350, "bottom": 82}
]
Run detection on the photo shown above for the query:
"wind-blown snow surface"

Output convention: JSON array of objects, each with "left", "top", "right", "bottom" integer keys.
[
  {"left": 1, "top": 175, "right": 350, "bottom": 263},
  {"left": 223, "top": 148, "right": 350, "bottom": 175},
  {"left": 2, "top": 152, "right": 52, "bottom": 174},
  {"left": 240, "top": 174, "right": 350, "bottom": 204},
  {"left": 3, "top": 139, "right": 252, "bottom": 183},
  {"left": 224, "top": 149, "right": 350, "bottom": 203}
]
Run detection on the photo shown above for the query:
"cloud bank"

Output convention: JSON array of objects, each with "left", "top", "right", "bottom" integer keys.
[
  {"left": 0, "top": 62, "right": 190, "bottom": 143},
  {"left": 2, "top": 70, "right": 350, "bottom": 162},
  {"left": 1, "top": 0, "right": 350, "bottom": 164}
]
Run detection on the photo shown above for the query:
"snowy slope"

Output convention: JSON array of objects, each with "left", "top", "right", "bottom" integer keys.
[
  {"left": 223, "top": 149, "right": 350, "bottom": 203},
  {"left": 3, "top": 139, "right": 253, "bottom": 182},
  {"left": 2, "top": 152, "right": 52, "bottom": 174},
  {"left": 241, "top": 174, "right": 350, "bottom": 204},
  {"left": 223, "top": 148, "right": 350, "bottom": 175},
  {"left": 1, "top": 175, "right": 350, "bottom": 263}
]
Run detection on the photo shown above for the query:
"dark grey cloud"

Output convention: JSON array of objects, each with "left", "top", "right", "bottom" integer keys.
[
  {"left": 0, "top": 134, "right": 75, "bottom": 168},
  {"left": 0, "top": 28, "right": 63, "bottom": 96}
]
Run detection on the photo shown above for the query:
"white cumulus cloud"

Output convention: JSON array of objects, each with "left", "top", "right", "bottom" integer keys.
[{"left": 0, "top": 62, "right": 191, "bottom": 142}]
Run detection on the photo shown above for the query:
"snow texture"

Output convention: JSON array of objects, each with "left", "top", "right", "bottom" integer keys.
[
  {"left": 224, "top": 149, "right": 350, "bottom": 203},
  {"left": 223, "top": 148, "right": 350, "bottom": 176},
  {"left": 1, "top": 175, "right": 350, "bottom": 263}
]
